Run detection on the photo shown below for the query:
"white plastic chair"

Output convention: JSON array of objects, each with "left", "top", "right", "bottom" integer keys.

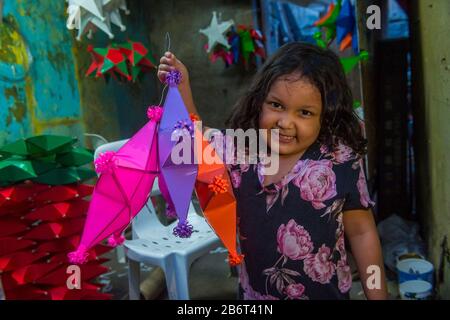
[{"left": 94, "top": 140, "right": 221, "bottom": 300}]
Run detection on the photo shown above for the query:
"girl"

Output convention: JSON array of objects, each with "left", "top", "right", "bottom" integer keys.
[{"left": 158, "top": 42, "right": 388, "bottom": 300}]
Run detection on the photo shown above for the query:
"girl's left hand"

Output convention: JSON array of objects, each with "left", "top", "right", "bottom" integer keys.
[{"left": 158, "top": 51, "right": 189, "bottom": 86}]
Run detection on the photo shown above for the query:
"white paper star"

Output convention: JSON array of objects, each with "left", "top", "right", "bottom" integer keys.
[
  {"left": 70, "top": 0, "right": 105, "bottom": 20},
  {"left": 66, "top": 0, "right": 130, "bottom": 41},
  {"left": 103, "top": 0, "right": 130, "bottom": 15},
  {"left": 199, "top": 11, "right": 234, "bottom": 53}
]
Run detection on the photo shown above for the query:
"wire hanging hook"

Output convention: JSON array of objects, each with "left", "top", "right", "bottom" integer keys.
[
  {"left": 158, "top": 32, "right": 172, "bottom": 106},
  {"left": 165, "top": 31, "right": 171, "bottom": 53}
]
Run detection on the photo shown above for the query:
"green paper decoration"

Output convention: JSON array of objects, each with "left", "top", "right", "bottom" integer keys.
[
  {"left": 0, "top": 159, "right": 38, "bottom": 185},
  {"left": 0, "top": 140, "right": 29, "bottom": 157},
  {"left": 31, "top": 160, "right": 59, "bottom": 175},
  {"left": 313, "top": 31, "right": 327, "bottom": 49},
  {"left": 26, "top": 135, "right": 76, "bottom": 155},
  {"left": 32, "top": 167, "right": 96, "bottom": 185},
  {"left": 56, "top": 148, "right": 93, "bottom": 167},
  {"left": 316, "top": 0, "right": 342, "bottom": 42},
  {"left": 238, "top": 29, "right": 256, "bottom": 65},
  {"left": 0, "top": 135, "right": 76, "bottom": 158},
  {"left": 0, "top": 135, "right": 95, "bottom": 187},
  {"left": 353, "top": 100, "right": 362, "bottom": 110},
  {"left": 86, "top": 41, "right": 156, "bottom": 82},
  {"left": 340, "top": 50, "right": 369, "bottom": 74}
]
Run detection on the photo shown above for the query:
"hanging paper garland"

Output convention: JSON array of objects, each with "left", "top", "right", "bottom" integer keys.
[
  {"left": 119, "top": 41, "right": 157, "bottom": 81},
  {"left": 336, "top": 0, "right": 358, "bottom": 53},
  {"left": 313, "top": 0, "right": 359, "bottom": 54},
  {"left": 340, "top": 50, "right": 369, "bottom": 74},
  {"left": 313, "top": 31, "right": 327, "bottom": 49},
  {"left": 311, "top": 40, "right": 367, "bottom": 76},
  {"left": 85, "top": 41, "right": 157, "bottom": 82},
  {"left": 204, "top": 24, "right": 266, "bottom": 69},
  {"left": 314, "top": 0, "right": 342, "bottom": 43},
  {"left": 311, "top": 1, "right": 367, "bottom": 74}
]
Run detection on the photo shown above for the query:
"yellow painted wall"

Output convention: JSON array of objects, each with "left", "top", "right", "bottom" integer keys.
[{"left": 412, "top": 0, "right": 450, "bottom": 298}]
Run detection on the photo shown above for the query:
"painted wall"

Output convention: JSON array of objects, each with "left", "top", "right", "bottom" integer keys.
[
  {"left": 0, "top": 0, "right": 162, "bottom": 148},
  {"left": 1, "top": 0, "right": 84, "bottom": 145},
  {"left": 411, "top": 0, "right": 450, "bottom": 299},
  {"left": 0, "top": 0, "right": 255, "bottom": 149}
]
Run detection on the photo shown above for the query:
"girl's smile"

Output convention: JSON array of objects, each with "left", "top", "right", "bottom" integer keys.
[
  {"left": 278, "top": 133, "right": 296, "bottom": 144},
  {"left": 275, "top": 131, "right": 298, "bottom": 145}
]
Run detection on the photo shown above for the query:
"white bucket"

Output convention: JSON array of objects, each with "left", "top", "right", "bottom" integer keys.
[
  {"left": 396, "top": 258, "right": 434, "bottom": 285},
  {"left": 399, "top": 280, "right": 433, "bottom": 300}
]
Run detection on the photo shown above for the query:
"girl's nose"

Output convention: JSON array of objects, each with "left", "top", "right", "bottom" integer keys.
[{"left": 276, "top": 114, "right": 294, "bottom": 130}]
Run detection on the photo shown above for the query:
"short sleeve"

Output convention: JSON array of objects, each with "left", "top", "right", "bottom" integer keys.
[{"left": 342, "top": 158, "right": 375, "bottom": 211}]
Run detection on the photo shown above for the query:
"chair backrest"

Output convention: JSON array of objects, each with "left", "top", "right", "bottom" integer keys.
[
  {"left": 131, "top": 177, "right": 170, "bottom": 237},
  {"left": 94, "top": 139, "right": 128, "bottom": 162}
]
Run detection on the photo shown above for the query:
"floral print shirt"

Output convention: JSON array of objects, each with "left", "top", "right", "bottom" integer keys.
[{"left": 226, "top": 140, "right": 375, "bottom": 300}]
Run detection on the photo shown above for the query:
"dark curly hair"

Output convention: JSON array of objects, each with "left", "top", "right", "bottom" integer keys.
[{"left": 225, "top": 42, "right": 367, "bottom": 156}]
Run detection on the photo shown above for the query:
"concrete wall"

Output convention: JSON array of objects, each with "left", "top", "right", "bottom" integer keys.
[
  {"left": 355, "top": 0, "right": 381, "bottom": 181},
  {"left": 411, "top": 0, "right": 450, "bottom": 299},
  {"left": 145, "top": 0, "right": 255, "bottom": 129}
]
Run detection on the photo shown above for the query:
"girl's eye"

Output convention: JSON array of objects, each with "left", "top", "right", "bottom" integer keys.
[
  {"left": 270, "top": 102, "right": 283, "bottom": 109},
  {"left": 299, "top": 110, "right": 313, "bottom": 117}
]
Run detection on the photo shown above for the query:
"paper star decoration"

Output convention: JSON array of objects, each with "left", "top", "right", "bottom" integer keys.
[
  {"left": 85, "top": 42, "right": 156, "bottom": 82},
  {"left": 66, "top": 0, "right": 130, "bottom": 41},
  {"left": 69, "top": 0, "right": 105, "bottom": 21},
  {"left": 199, "top": 11, "right": 234, "bottom": 53}
]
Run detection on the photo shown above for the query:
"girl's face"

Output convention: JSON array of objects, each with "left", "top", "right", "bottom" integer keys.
[{"left": 259, "top": 74, "right": 322, "bottom": 158}]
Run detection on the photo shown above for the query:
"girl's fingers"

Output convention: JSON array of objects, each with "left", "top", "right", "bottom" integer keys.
[
  {"left": 158, "top": 64, "right": 172, "bottom": 72},
  {"left": 159, "top": 56, "right": 174, "bottom": 66},
  {"left": 163, "top": 52, "right": 179, "bottom": 65},
  {"left": 165, "top": 51, "right": 176, "bottom": 60},
  {"left": 159, "top": 52, "right": 183, "bottom": 82},
  {"left": 157, "top": 70, "right": 167, "bottom": 82}
]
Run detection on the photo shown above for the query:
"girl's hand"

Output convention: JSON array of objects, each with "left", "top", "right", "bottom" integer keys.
[
  {"left": 158, "top": 51, "right": 189, "bottom": 86},
  {"left": 158, "top": 52, "right": 199, "bottom": 117}
]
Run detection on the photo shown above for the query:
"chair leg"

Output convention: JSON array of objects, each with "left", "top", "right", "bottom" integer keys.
[
  {"left": 116, "top": 246, "right": 126, "bottom": 264},
  {"left": 128, "top": 259, "right": 141, "bottom": 300},
  {"left": 163, "top": 257, "right": 190, "bottom": 300}
]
